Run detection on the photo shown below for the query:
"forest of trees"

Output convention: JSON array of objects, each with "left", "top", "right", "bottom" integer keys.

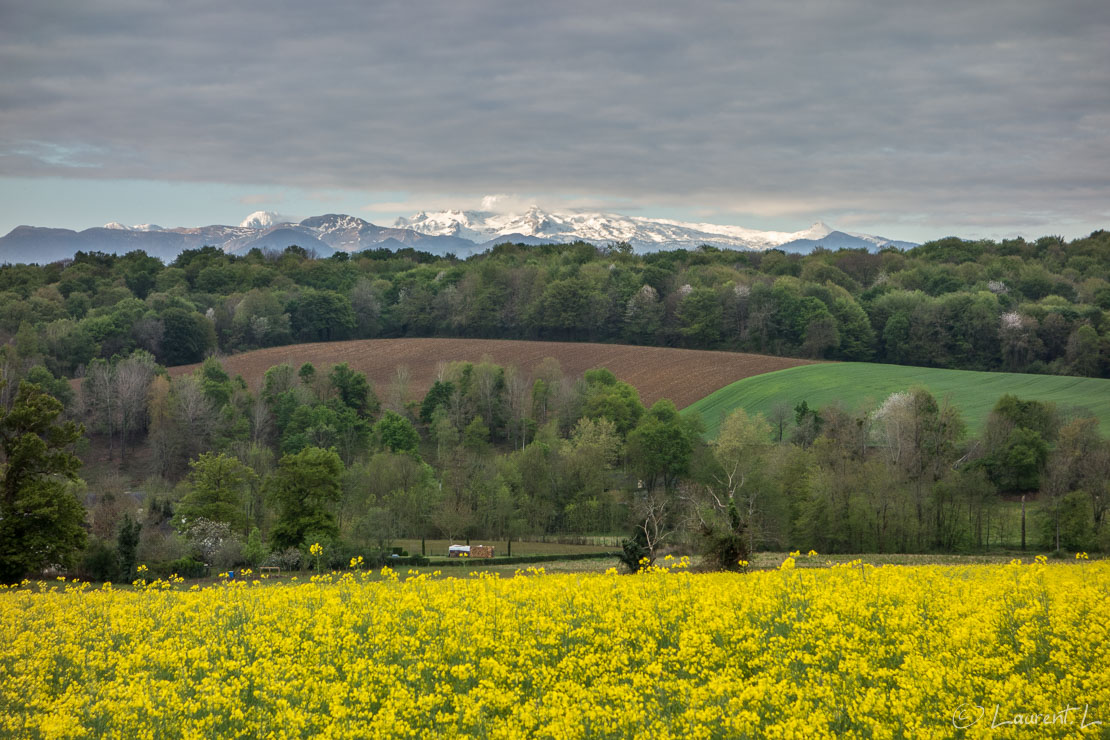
[
  {"left": 0, "top": 230, "right": 1108, "bottom": 382},
  {"left": 1, "top": 347, "right": 1107, "bottom": 583},
  {"left": 2, "top": 232, "right": 1110, "bottom": 582}
]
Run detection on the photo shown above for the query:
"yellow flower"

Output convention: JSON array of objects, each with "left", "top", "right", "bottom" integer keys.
[{"left": 5, "top": 558, "right": 1108, "bottom": 738}]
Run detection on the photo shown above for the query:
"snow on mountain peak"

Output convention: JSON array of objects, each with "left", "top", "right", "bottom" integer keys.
[
  {"left": 397, "top": 206, "right": 842, "bottom": 251},
  {"left": 393, "top": 209, "right": 493, "bottom": 242},
  {"left": 791, "top": 221, "right": 835, "bottom": 240},
  {"left": 103, "top": 222, "right": 163, "bottom": 231},
  {"left": 74, "top": 208, "right": 907, "bottom": 259},
  {"left": 239, "top": 211, "right": 287, "bottom": 229}
]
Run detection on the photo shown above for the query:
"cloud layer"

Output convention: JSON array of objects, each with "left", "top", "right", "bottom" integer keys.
[{"left": 1, "top": 0, "right": 1108, "bottom": 236}]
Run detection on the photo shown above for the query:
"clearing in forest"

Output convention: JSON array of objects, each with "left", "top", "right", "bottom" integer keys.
[{"left": 171, "top": 338, "right": 815, "bottom": 409}]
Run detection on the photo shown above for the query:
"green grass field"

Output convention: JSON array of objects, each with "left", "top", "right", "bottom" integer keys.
[{"left": 685, "top": 363, "right": 1110, "bottom": 438}]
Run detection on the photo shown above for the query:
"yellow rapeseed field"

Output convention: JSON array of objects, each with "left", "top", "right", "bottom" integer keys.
[{"left": 1, "top": 558, "right": 1108, "bottom": 739}]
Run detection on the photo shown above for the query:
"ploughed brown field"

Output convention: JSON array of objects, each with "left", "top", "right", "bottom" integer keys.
[{"left": 169, "top": 338, "right": 815, "bottom": 409}]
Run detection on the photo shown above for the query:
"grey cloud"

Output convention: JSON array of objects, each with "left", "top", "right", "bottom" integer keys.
[{"left": 1, "top": 0, "right": 1108, "bottom": 235}]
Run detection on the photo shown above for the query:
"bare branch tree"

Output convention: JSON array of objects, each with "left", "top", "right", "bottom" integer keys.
[
  {"left": 115, "top": 351, "right": 156, "bottom": 463},
  {"left": 386, "top": 364, "right": 411, "bottom": 413},
  {"left": 629, "top": 487, "right": 676, "bottom": 565},
  {"left": 504, "top": 365, "right": 531, "bottom": 450},
  {"left": 83, "top": 360, "right": 118, "bottom": 460}
]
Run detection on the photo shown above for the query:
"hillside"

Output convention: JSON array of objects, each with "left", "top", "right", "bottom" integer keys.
[
  {"left": 170, "top": 338, "right": 815, "bottom": 410},
  {"left": 5, "top": 231, "right": 1107, "bottom": 388},
  {"left": 684, "top": 363, "right": 1110, "bottom": 438}
]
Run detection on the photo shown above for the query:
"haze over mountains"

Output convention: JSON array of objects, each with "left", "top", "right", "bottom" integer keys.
[{"left": 0, "top": 207, "right": 916, "bottom": 264}]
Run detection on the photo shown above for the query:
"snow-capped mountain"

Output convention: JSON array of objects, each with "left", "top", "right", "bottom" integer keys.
[
  {"left": 0, "top": 207, "right": 915, "bottom": 264},
  {"left": 103, "top": 222, "right": 164, "bottom": 232},
  {"left": 396, "top": 207, "right": 906, "bottom": 253},
  {"left": 239, "top": 211, "right": 290, "bottom": 229}
]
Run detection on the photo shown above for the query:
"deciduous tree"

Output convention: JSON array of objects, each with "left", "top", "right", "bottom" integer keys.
[
  {"left": 178, "top": 452, "right": 258, "bottom": 534},
  {"left": 266, "top": 446, "right": 344, "bottom": 551}
]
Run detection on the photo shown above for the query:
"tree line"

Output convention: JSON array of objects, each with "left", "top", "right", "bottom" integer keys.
[
  {"left": 1, "top": 230, "right": 1108, "bottom": 384},
  {"left": 1, "top": 349, "right": 1107, "bottom": 583}
]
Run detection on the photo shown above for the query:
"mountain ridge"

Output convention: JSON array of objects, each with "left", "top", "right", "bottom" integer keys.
[{"left": 0, "top": 207, "right": 915, "bottom": 264}]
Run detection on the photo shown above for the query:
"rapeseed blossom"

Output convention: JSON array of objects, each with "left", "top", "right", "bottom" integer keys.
[{"left": 1, "top": 561, "right": 1106, "bottom": 738}]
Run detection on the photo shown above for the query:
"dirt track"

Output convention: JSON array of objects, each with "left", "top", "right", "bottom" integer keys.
[{"left": 170, "top": 338, "right": 815, "bottom": 409}]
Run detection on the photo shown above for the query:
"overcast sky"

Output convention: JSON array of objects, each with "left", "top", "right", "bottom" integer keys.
[{"left": 1, "top": 0, "right": 1108, "bottom": 242}]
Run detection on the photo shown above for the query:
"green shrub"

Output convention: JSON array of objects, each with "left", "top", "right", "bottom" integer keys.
[
  {"left": 78, "top": 539, "right": 118, "bottom": 582},
  {"left": 617, "top": 530, "right": 651, "bottom": 572}
]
